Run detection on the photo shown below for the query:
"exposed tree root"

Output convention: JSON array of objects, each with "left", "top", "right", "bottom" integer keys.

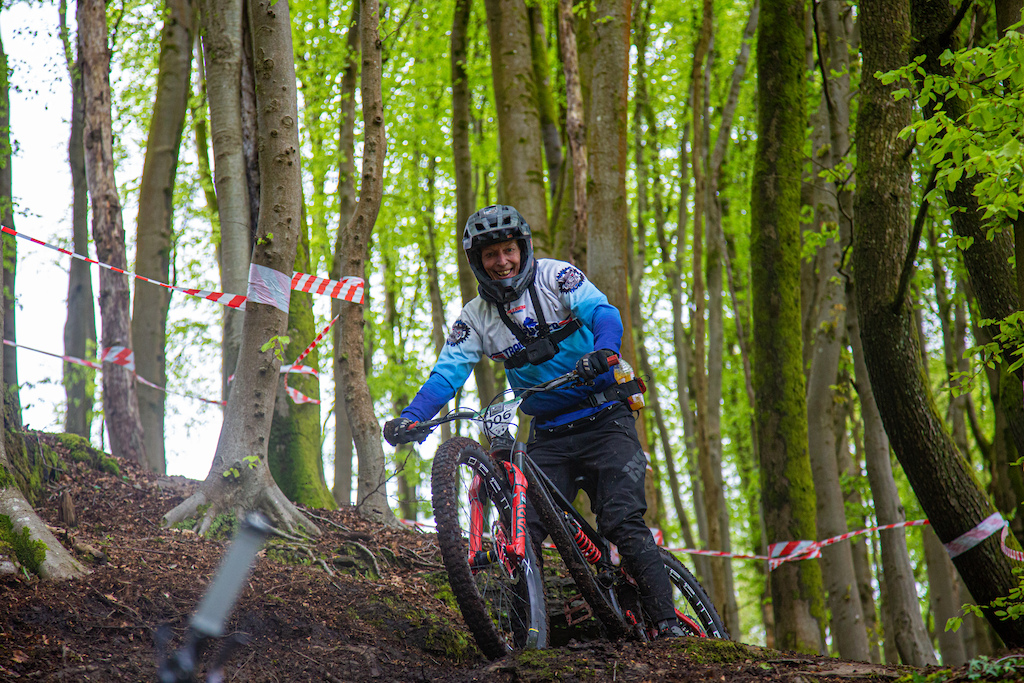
[
  {"left": 0, "top": 487, "right": 86, "bottom": 580},
  {"left": 161, "top": 459, "right": 320, "bottom": 538}
]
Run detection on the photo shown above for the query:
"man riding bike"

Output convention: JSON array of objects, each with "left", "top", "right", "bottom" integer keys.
[{"left": 383, "top": 204, "right": 686, "bottom": 639}]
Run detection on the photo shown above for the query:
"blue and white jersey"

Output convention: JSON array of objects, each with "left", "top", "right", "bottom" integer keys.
[{"left": 401, "top": 258, "right": 623, "bottom": 428}]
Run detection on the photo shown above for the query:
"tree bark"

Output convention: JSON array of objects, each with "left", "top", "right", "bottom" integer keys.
[
  {"left": 527, "top": 3, "right": 562, "bottom": 208},
  {"left": 922, "top": 524, "right": 967, "bottom": 665},
  {"left": 198, "top": 0, "right": 252, "bottom": 403},
  {"left": 268, "top": 220, "right": 334, "bottom": 509},
  {"left": 60, "top": 2, "right": 97, "bottom": 440},
  {"left": 337, "top": 0, "right": 396, "bottom": 525},
  {"left": 557, "top": 0, "right": 587, "bottom": 268},
  {"left": 163, "top": 0, "right": 317, "bottom": 536},
  {"left": 78, "top": 0, "right": 148, "bottom": 466},
  {"left": 450, "top": 0, "right": 496, "bottom": 407},
  {"left": 482, "top": 0, "right": 548, "bottom": 237},
  {"left": 330, "top": 0, "right": 360, "bottom": 506},
  {"left": 753, "top": 0, "right": 824, "bottom": 653},
  {"left": 855, "top": 0, "right": 1024, "bottom": 647},
  {"left": 133, "top": 0, "right": 194, "bottom": 474},
  {"left": 0, "top": 16, "right": 18, "bottom": 431}
]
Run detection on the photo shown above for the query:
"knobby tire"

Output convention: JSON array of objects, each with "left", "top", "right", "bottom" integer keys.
[
  {"left": 431, "top": 437, "right": 548, "bottom": 659},
  {"left": 659, "top": 549, "right": 730, "bottom": 639},
  {"left": 522, "top": 459, "right": 631, "bottom": 641}
]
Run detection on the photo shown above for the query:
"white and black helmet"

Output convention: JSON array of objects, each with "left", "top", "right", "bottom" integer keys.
[{"left": 462, "top": 204, "right": 536, "bottom": 304}]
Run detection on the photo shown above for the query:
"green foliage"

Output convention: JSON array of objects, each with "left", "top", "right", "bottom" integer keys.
[
  {"left": 965, "top": 655, "right": 1024, "bottom": 681},
  {"left": 0, "top": 515, "right": 47, "bottom": 575},
  {"left": 882, "top": 30, "right": 1024, "bottom": 228},
  {"left": 261, "top": 335, "right": 291, "bottom": 362}
]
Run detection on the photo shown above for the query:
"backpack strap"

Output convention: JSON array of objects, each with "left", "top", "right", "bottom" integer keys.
[{"left": 497, "top": 283, "right": 582, "bottom": 370}]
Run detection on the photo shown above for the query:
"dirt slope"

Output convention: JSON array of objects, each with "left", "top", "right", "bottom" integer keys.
[{"left": 0, "top": 435, "right": 1019, "bottom": 682}]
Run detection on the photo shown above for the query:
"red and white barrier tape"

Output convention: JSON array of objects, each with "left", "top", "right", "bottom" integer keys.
[
  {"left": 8, "top": 340, "right": 318, "bottom": 406},
  {"left": 945, "top": 511, "right": 1005, "bottom": 558},
  {"left": 3, "top": 225, "right": 365, "bottom": 308}
]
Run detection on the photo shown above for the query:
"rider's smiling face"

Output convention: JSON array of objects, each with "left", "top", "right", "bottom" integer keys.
[{"left": 481, "top": 240, "right": 521, "bottom": 281}]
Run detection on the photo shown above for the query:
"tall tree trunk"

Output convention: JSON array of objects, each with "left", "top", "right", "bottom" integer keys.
[
  {"left": 133, "top": 0, "right": 194, "bottom": 474},
  {"left": 0, "top": 11, "right": 18, "bottom": 432},
  {"left": 78, "top": 0, "right": 147, "bottom": 466},
  {"left": 631, "top": 0, "right": 699, "bottom": 554},
  {"left": 582, "top": 0, "right": 637, "bottom": 420},
  {"left": 450, "top": 0, "right": 496, "bottom": 407},
  {"left": 752, "top": 0, "right": 824, "bottom": 653},
  {"left": 268, "top": 218, "right": 334, "bottom": 509},
  {"left": 482, "top": 0, "right": 548, "bottom": 237},
  {"left": 557, "top": 0, "right": 587, "bottom": 269},
  {"left": 805, "top": 0, "right": 871, "bottom": 659},
  {"left": 337, "top": 0, "right": 396, "bottom": 525},
  {"left": 527, "top": 3, "right": 562, "bottom": 208},
  {"left": 923, "top": 524, "right": 967, "bottom": 665},
  {"left": 703, "top": 0, "right": 758, "bottom": 637},
  {"left": 60, "top": 1, "right": 97, "bottom": 440},
  {"left": 0, "top": 14, "right": 18, "bottom": 431},
  {"left": 689, "top": 0, "right": 726, "bottom": 613},
  {"left": 331, "top": 0, "right": 360, "bottom": 506},
  {"left": 855, "top": 0, "right": 1024, "bottom": 647},
  {"left": 198, "top": 0, "right": 251, "bottom": 402},
  {"left": 164, "top": 0, "right": 318, "bottom": 537}
]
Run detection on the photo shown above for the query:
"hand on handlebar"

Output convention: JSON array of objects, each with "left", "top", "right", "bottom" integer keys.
[
  {"left": 575, "top": 348, "right": 617, "bottom": 382},
  {"left": 383, "top": 417, "right": 432, "bottom": 445}
]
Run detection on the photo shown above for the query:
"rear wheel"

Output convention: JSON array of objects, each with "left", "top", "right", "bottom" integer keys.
[
  {"left": 658, "top": 549, "right": 730, "bottom": 639},
  {"left": 431, "top": 437, "right": 548, "bottom": 659}
]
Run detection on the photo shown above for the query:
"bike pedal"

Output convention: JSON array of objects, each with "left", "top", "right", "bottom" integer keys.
[{"left": 564, "top": 595, "right": 593, "bottom": 626}]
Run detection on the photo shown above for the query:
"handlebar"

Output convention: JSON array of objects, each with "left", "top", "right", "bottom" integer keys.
[{"left": 405, "top": 353, "right": 621, "bottom": 437}]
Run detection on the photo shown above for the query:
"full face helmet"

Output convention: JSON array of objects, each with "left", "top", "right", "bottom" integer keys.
[{"left": 462, "top": 204, "right": 537, "bottom": 304}]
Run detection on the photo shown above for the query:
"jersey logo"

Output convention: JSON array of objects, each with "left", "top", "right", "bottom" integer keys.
[
  {"left": 447, "top": 319, "right": 471, "bottom": 346},
  {"left": 557, "top": 266, "right": 585, "bottom": 293}
]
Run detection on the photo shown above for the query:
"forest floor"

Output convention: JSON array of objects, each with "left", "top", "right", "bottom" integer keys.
[{"left": 2, "top": 436, "right": 1022, "bottom": 682}]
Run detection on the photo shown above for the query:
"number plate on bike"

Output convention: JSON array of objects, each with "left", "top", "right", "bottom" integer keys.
[{"left": 481, "top": 398, "right": 523, "bottom": 439}]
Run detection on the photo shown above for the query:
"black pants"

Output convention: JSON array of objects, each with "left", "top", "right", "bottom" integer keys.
[{"left": 526, "top": 402, "right": 676, "bottom": 624}]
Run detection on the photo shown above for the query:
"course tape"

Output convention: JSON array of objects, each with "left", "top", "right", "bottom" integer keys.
[
  {"left": 2, "top": 225, "right": 365, "bottom": 308},
  {"left": 6, "top": 339, "right": 318, "bottom": 406},
  {"left": 945, "top": 511, "right": 1006, "bottom": 559},
  {"left": 247, "top": 263, "right": 292, "bottom": 312}
]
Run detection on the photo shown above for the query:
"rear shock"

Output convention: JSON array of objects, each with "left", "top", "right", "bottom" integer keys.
[{"left": 565, "top": 513, "right": 601, "bottom": 564}]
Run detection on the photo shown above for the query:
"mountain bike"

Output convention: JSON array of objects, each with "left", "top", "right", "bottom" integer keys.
[{"left": 418, "top": 361, "right": 729, "bottom": 659}]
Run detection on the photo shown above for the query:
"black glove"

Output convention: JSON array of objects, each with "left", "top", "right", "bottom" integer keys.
[
  {"left": 383, "top": 417, "right": 425, "bottom": 446},
  {"left": 575, "top": 348, "right": 615, "bottom": 381}
]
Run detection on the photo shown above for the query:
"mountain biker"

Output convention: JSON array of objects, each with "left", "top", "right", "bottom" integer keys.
[{"left": 383, "top": 204, "right": 686, "bottom": 639}]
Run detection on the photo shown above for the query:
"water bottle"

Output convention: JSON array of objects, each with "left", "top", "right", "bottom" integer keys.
[{"left": 613, "top": 358, "right": 645, "bottom": 411}]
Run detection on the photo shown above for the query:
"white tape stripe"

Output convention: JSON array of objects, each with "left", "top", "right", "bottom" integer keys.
[
  {"left": 945, "top": 511, "right": 1005, "bottom": 558},
  {"left": 247, "top": 263, "right": 292, "bottom": 312}
]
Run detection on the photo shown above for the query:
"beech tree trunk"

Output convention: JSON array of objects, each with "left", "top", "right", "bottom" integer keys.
[
  {"left": 268, "top": 220, "right": 334, "bottom": 510},
  {"left": 198, "top": 0, "right": 252, "bottom": 403},
  {"left": 0, "top": 17, "right": 19, "bottom": 431},
  {"left": 163, "top": 0, "right": 318, "bottom": 536},
  {"left": 78, "top": 0, "right": 147, "bottom": 466},
  {"left": 60, "top": 2, "right": 97, "bottom": 439},
  {"left": 855, "top": 0, "right": 1024, "bottom": 647},
  {"left": 557, "top": 0, "right": 587, "bottom": 268},
  {"left": 752, "top": 0, "right": 825, "bottom": 653},
  {"left": 336, "top": 0, "right": 397, "bottom": 525},
  {"left": 450, "top": 0, "right": 496, "bottom": 407},
  {"left": 133, "top": 0, "right": 194, "bottom": 474},
  {"left": 331, "top": 0, "right": 360, "bottom": 506},
  {"left": 482, "top": 0, "right": 548, "bottom": 237}
]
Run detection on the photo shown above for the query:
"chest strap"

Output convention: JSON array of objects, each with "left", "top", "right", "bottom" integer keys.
[{"left": 498, "top": 283, "right": 582, "bottom": 369}]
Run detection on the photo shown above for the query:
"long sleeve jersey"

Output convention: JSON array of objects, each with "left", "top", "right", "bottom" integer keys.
[{"left": 401, "top": 259, "right": 623, "bottom": 429}]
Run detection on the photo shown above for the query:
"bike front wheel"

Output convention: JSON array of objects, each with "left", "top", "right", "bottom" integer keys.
[
  {"left": 659, "top": 549, "right": 730, "bottom": 639},
  {"left": 431, "top": 437, "right": 548, "bottom": 659}
]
